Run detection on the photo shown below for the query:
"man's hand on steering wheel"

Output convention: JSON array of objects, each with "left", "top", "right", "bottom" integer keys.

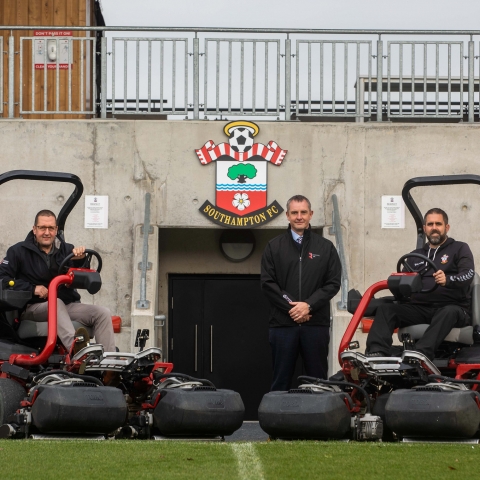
[
  {"left": 58, "top": 249, "right": 103, "bottom": 274},
  {"left": 433, "top": 269, "right": 446, "bottom": 286},
  {"left": 72, "top": 246, "right": 86, "bottom": 259}
]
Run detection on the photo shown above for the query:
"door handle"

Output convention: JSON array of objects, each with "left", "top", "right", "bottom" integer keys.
[
  {"left": 195, "top": 324, "right": 198, "bottom": 372},
  {"left": 210, "top": 325, "right": 213, "bottom": 373}
]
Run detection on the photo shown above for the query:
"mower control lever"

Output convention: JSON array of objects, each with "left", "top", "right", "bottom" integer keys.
[{"left": 135, "top": 329, "right": 150, "bottom": 352}]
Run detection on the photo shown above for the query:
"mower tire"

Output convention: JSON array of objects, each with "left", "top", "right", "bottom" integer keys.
[{"left": 0, "top": 378, "right": 26, "bottom": 424}]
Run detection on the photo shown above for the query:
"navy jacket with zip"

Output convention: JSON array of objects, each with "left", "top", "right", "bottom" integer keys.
[
  {"left": 261, "top": 225, "right": 342, "bottom": 327},
  {"left": 407, "top": 237, "right": 475, "bottom": 311},
  {"left": 0, "top": 230, "right": 82, "bottom": 305}
]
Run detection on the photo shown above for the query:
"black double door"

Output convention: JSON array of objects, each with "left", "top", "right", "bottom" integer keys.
[{"left": 168, "top": 274, "right": 275, "bottom": 420}]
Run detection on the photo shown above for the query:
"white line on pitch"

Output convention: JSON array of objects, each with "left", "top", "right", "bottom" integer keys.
[{"left": 231, "top": 442, "right": 265, "bottom": 480}]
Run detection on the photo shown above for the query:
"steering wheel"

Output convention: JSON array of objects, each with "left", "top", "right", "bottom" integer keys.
[
  {"left": 396, "top": 253, "right": 438, "bottom": 294},
  {"left": 58, "top": 249, "right": 103, "bottom": 274}
]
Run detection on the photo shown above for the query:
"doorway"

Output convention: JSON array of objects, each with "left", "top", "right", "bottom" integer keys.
[{"left": 169, "top": 274, "right": 275, "bottom": 420}]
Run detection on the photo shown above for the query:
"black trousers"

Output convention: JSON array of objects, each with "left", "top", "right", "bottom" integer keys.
[
  {"left": 269, "top": 325, "right": 330, "bottom": 391},
  {"left": 366, "top": 303, "right": 470, "bottom": 360}
]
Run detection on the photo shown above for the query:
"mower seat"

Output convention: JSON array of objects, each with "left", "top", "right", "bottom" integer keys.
[
  {"left": 5, "top": 310, "right": 94, "bottom": 341},
  {"left": 397, "top": 273, "right": 480, "bottom": 345}
]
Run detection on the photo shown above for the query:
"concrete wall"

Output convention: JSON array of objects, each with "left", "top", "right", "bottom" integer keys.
[{"left": 0, "top": 120, "right": 479, "bottom": 355}]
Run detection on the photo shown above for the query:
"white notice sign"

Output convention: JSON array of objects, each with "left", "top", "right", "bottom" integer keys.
[
  {"left": 381, "top": 195, "right": 405, "bottom": 229},
  {"left": 85, "top": 195, "right": 109, "bottom": 229}
]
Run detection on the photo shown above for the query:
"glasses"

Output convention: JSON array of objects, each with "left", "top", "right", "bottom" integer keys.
[{"left": 35, "top": 226, "right": 57, "bottom": 232}]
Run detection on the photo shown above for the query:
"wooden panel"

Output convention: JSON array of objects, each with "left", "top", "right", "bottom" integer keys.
[
  {"left": 28, "top": 0, "right": 42, "bottom": 118},
  {"left": 0, "top": 0, "right": 16, "bottom": 118},
  {"left": 40, "top": 0, "right": 54, "bottom": 119},
  {"left": 1, "top": 4, "right": 4, "bottom": 118},
  {"left": 65, "top": 0, "right": 77, "bottom": 118},
  {"left": 17, "top": 0, "right": 30, "bottom": 119},
  {"left": 53, "top": 0, "right": 66, "bottom": 119},
  {"left": 1, "top": 0, "right": 94, "bottom": 119}
]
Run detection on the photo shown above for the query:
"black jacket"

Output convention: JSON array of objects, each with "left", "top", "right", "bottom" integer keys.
[
  {"left": 261, "top": 226, "right": 342, "bottom": 327},
  {"left": 0, "top": 231, "right": 82, "bottom": 305},
  {"left": 407, "top": 237, "right": 475, "bottom": 310}
]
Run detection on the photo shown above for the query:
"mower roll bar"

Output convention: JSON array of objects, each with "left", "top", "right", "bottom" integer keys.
[
  {"left": 0, "top": 170, "right": 83, "bottom": 237},
  {"left": 338, "top": 280, "right": 389, "bottom": 365},
  {"left": 402, "top": 174, "right": 480, "bottom": 249},
  {"left": 9, "top": 273, "right": 73, "bottom": 366}
]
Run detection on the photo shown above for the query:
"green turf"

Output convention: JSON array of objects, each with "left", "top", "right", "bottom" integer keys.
[{"left": 0, "top": 440, "right": 478, "bottom": 479}]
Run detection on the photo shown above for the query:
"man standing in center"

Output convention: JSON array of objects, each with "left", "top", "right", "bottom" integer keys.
[{"left": 261, "top": 195, "right": 342, "bottom": 391}]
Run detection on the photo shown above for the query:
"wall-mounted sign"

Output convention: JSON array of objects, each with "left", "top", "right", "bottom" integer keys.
[
  {"left": 34, "top": 31, "right": 73, "bottom": 70},
  {"left": 84, "top": 195, "right": 108, "bottom": 229},
  {"left": 381, "top": 195, "right": 405, "bottom": 229},
  {"left": 195, "top": 121, "right": 287, "bottom": 228}
]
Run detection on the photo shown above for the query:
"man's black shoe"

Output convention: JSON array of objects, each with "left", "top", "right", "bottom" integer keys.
[
  {"left": 73, "top": 327, "right": 90, "bottom": 355},
  {"left": 399, "top": 360, "right": 418, "bottom": 371},
  {"left": 365, "top": 351, "right": 388, "bottom": 358},
  {"left": 329, "top": 370, "right": 345, "bottom": 382}
]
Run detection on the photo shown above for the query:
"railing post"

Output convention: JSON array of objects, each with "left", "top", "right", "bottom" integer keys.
[
  {"left": 284, "top": 36, "right": 291, "bottom": 121},
  {"left": 329, "top": 194, "right": 348, "bottom": 310},
  {"left": 8, "top": 34, "right": 14, "bottom": 118},
  {"left": 193, "top": 35, "right": 200, "bottom": 120},
  {"left": 137, "top": 192, "right": 152, "bottom": 309},
  {"left": 468, "top": 38, "right": 474, "bottom": 123},
  {"left": 100, "top": 35, "right": 107, "bottom": 119},
  {"left": 376, "top": 36, "right": 383, "bottom": 122}
]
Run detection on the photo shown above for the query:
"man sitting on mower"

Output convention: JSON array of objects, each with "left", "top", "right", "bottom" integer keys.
[
  {"left": 366, "top": 208, "right": 475, "bottom": 360},
  {"left": 0, "top": 209, "right": 116, "bottom": 353}
]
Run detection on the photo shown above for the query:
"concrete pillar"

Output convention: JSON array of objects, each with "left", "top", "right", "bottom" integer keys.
[{"left": 130, "top": 224, "right": 159, "bottom": 353}]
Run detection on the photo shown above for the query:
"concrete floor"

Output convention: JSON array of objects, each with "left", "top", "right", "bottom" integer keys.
[{"left": 225, "top": 422, "right": 269, "bottom": 442}]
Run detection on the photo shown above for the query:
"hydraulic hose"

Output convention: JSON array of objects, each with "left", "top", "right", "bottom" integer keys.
[
  {"left": 428, "top": 374, "right": 480, "bottom": 387},
  {"left": 298, "top": 375, "right": 372, "bottom": 413},
  {"left": 155, "top": 372, "right": 215, "bottom": 387},
  {"left": 33, "top": 369, "right": 104, "bottom": 387}
]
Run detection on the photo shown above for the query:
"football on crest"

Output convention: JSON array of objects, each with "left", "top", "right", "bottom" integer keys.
[{"left": 228, "top": 128, "right": 255, "bottom": 153}]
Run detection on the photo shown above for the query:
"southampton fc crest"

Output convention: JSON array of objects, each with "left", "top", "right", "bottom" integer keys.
[{"left": 195, "top": 121, "right": 286, "bottom": 228}]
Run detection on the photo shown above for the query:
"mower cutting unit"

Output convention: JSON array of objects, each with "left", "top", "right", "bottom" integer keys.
[
  {"left": 0, "top": 170, "right": 244, "bottom": 440},
  {"left": 259, "top": 175, "right": 480, "bottom": 442}
]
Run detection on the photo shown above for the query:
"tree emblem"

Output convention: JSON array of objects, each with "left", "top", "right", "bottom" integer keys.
[{"left": 227, "top": 163, "right": 257, "bottom": 183}]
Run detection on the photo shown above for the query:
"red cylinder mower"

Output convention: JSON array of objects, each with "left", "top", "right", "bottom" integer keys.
[
  {"left": 0, "top": 170, "right": 244, "bottom": 440},
  {"left": 259, "top": 175, "right": 480, "bottom": 442}
]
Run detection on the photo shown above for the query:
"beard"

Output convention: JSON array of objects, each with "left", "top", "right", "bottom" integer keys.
[{"left": 427, "top": 230, "right": 447, "bottom": 245}]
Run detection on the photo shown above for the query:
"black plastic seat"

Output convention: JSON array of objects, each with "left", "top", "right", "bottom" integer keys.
[{"left": 397, "top": 273, "right": 480, "bottom": 345}]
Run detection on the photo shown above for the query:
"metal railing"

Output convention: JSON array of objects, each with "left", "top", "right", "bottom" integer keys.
[
  {"left": 386, "top": 41, "right": 465, "bottom": 119},
  {"left": 110, "top": 37, "right": 188, "bottom": 116},
  {"left": 2, "top": 26, "right": 480, "bottom": 121},
  {"left": 329, "top": 194, "right": 348, "bottom": 310},
  {"left": 19, "top": 36, "right": 96, "bottom": 115},
  {"left": 295, "top": 40, "right": 373, "bottom": 118},
  {"left": 203, "top": 38, "right": 281, "bottom": 117}
]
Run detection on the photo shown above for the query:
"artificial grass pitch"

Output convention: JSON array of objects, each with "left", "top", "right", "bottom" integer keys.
[{"left": 0, "top": 440, "right": 478, "bottom": 479}]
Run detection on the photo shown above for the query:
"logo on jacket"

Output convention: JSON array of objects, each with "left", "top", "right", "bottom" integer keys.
[
  {"left": 308, "top": 253, "right": 320, "bottom": 259},
  {"left": 195, "top": 121, "right": 286, "bottom": 228},
  {"left": 441, "top": 254, "right": 449, "bottom": 264},
  {"left": 1, "top": 259, "right": 8, "bottom": 265}
]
